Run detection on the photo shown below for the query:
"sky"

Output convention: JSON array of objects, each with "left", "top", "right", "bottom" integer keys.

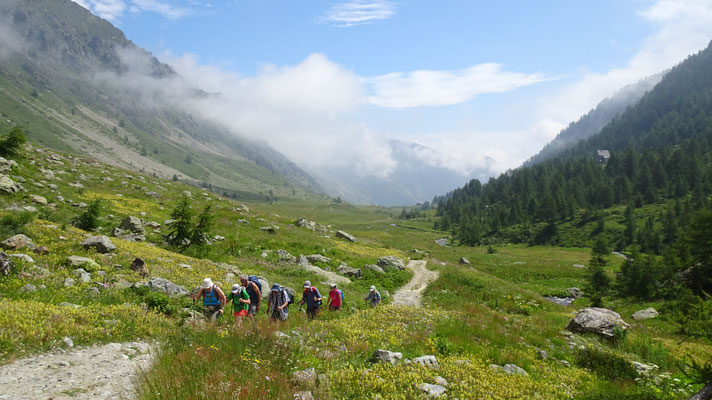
[{"left": 71, "top": 0, "right": 712, "bottom": 181}]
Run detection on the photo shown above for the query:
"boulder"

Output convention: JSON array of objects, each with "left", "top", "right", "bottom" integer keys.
[
  {"left": 336, "top": 230, "right": 357, "bottom": 242},
  {"left": 64, "top": 278, "right": 75, "bottom": 287},
  {"left": 9, "top": 253, "right": 34, "bottom": 263},
  {"left": 80, "top": 235, "right": 116, "bottom": 253},
  {"left": 371, "top": 349, "right": 402, "bottom": 365},
  {"left": 418, "top": 383, "right": 447, "bottom": 398},
  {"left": 567, "top": 287, "right": 583, "bottom": 299},
  {"left": 130, "top": 258, "right": 149, "bottom": 277},
  {"left": 433, "top": 376, "right": 449, "bottom": 387},
  {"left": 363, "top": 264, "right": 385, "bottom": 274},
  {"left": 74, "top": 268, "right": 92, "bottom": 283},
  {"left": 0, "top": 157, "right": 13, "bottom": 173},
  {"left": 32, "top": 246, "right": 49, "bottom": 255},
  {"left": 293, "top": 391, "right": 314, "bottom": 400},
  {"left": 2, "top": 234, "right": 34, "bottom": 250},
  {"left": 337, "top": 263, "right": 362, "bottom": 278},
  {"left": 296, "top": 218, "right": 316, "bottom": 230},
  {"left": 413, "top": 355, "right": 439, "bottom": 369},
  {"left": 566, "top": 307, "right": 630, "bottom": 339},
  {"left": 631, "top": 307, "right": 659, "bottom": 321},
  {"left": 138, "top": 277, "right": 189, "bottom": 297},
  {"left": 306, "top": 254, "right": 331, "bottom": 264},
  {"left": 66, "top": 256, "right": 99, "bottom": 269},
  {"left": 276, "top": 249, "right": 297, "bottom": 263},
  {"left": 502, "top": 364, "right": 529, "bottom": 377},
  {"left": 119, "top": 216, "right": 146, "bottom": 235},
  {"left": 0, "top": 174, "right": 23, "bottom": 193},
  {"left": 297, "top": 255, "right": 310, "bottom": 267},
  {"left": 20, "top": 284, "right": 37, "bottom": 293},
  {"left": 30, "top": 195, "right": 48, "bottom": 205},
  {"left": 292, "top": 367, "right": 316, "bottom": 386},
  {"left": 459, "top": 257, "right": 471, "bottom": 265},
  {"left": 378, "top": 256, "right": 406, "bottom": 271}
]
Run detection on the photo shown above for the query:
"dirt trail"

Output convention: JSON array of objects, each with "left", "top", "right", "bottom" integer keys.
[
  {"left": 391, "top": 260, "right": 439, "bottom": 307},
  {"left": 0, "top": 341, "right": 154, "bottom": 400}
]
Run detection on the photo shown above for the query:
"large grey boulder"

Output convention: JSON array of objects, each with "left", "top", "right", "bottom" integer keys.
[
  {"left": 2, "top": 234, "right": 34, "bottom": 250},
  {"left": 631, "top": 307, "right": 659, "bottom": 321},
  {"left": 378, "top": 256, "right": 406, "bottom": 271},
  {"left": 337, "top": 263, "right": 362, "bottom": 278},
  {"left": 0, "top": 174, "right": 23, "bottom": 193},
  {"left": 363, "top": 264, "right": 385, "bottom": 274},
  {"left": 371, "top": 349, "right": 402, "bottom": 365},
  {"left": 80, "top": 235, "right": 116, "bottom": 253},
  {"left": 120, "top": 216, "right": 146, "bottom": 235},
  {"left": 138, "top": 277, "right": 189, "bottom": 297},
  {"left": 567, "top": 307, "right": 630, "bottom": 338},
  {"left": 306, "top": 254, "right": 331, "bottom": 264},
  {"left": 336, "top": 230, "right": 357, "bottom": 242},
  {"left": 413, "top": 355, "right": 439, "bottom": 369}
]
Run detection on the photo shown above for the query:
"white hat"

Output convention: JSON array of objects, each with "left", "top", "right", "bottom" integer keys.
[
  {"left": 331, "top": 283, "right": 337, "bottom": 288},
  {"left": 201, "top": 278, "right": 214, "bottom": 289},
  {"left": 303, "top": 280, "right": 311, "bottom": 288},
  {"left": 370, "top": 286, "right": 376, "bottom": 291},
  {"left": 231, "top": 284, "right": 241, "bottom": 293}
]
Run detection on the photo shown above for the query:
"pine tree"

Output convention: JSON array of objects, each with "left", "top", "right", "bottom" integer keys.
[
  {"left": 167, "top": 196, "right": 193, "bottom": 247},
  {"left": 587, "top": 238, "right": 611, "bottom": 307},
  {"left": 190, "top": 204, "right": 214, "bottom": 247}
]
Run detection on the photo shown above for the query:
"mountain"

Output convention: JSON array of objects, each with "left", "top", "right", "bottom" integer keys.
[
  {"left": 524, "top": 73, "right": 663, "bottom": 166},
  {"left": 0, "top": 0, "right": 322, "bottom": 200},
  {"left": 314, "top": 140, "right": 469, "bottom": 206},
  {"left": 436, "top": 39, "right": 712, "bottom": 249}
]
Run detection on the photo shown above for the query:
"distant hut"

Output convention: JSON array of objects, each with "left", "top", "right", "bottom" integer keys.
[{"left": 595, "top": 150, "right": 610, "bottom": 164}]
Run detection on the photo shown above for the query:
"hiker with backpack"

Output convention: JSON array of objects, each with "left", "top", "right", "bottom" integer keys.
[
  {"left": 300, "top": 280, "right": 322, "bottom": 319},
  {"left": 240, "top": 274, "right": 262, "bottom": 319},
  {"left": 192, "top": 278, "right": 226, "bottom": 323},
  {"left": 266, "top": 283, "right": 290, "bottom": 322},
  {"left": 365, "top": 285, "right": 381, "bottom": 307},
  {"left": 226, "top": 283, "right": 250, "bottom": 328},
  {"left": 327, "top": 283, "right": 343, "bottom": 311}
]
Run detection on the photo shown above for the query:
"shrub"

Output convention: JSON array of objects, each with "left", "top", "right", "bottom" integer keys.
[
  {"left": 574, "top": 346, "right": 638, "bottom": 380},
  {"left": 73, "top": 199, "right": 103, "bottom": 231},
  {"left": 0, "top": 212, "right": 34, "bottom": 237},
  {"left": 0, "top": 126, "right": 26, "bottom": 157}
]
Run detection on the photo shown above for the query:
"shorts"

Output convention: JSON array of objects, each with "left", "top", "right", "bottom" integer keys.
[
  {"left": 248, "top": 304, "right": 258, "bottom": 315},
  {"left": 234, "top": 309, "right": 248, "bottom": 317}
]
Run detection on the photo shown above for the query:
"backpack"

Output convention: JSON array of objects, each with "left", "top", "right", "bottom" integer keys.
[
  {"left": 285, "top": 289, "right": 295, "bottom": 306},
  {"left": 339, "top": 289, "right": 344, "bottom": 301},
  {"left": 248, "top": 275, "right": 262, "bottom": 293}
]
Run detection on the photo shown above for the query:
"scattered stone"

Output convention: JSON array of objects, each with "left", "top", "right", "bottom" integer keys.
[
  {"left": 58, "top": 302, "right": 81, "bottom": 308},
  {"left": 296, "top": 218, "right": 316, "bottom": 230},
  {"left": 538, "top": 350, "right": 548, "bottom": 360},
  {"left": 259, "top": 226, "right": 279, "bottom": 234},
  {"left": 9, "top": 253, "right": 34, "bottom": 263},
  {"left": 80, "top": 235, "right": 116, "bottom": 253},
  {"left": 573, "top": 264, "right": 586, "bottom": 269},
  {"left": 377, "top": 256, "right": 406, "bottom": 271},
  {"left": 337, "top": 263, "right": 362, "bottom": 278},
  {"left": 292, "top": 367, "right": 316, "bottom": 386},
  {"left": 145, "top": 221, "right": 161, "bottom": 229},
  {"left": 130, "top": 258, "right": 149, "bottom": 277},
  {"left": 363, "top": 264, "right": 385, "bottom": 274},
  {"left": 433, "top": 376, "right": 449, "bottom": 387},
  {"left": 293, "top": 391, "right": 314, "bottom": 400},
  {"left": 631, "top": 307, "right": 659, "bottom": 321},
  {"left": 502, "top": 364, "right": 529, "bottom": 376},
  {"left": 413, "top": 355, "right": 439, "bottom": 369},
  {"left": 47, "top": 184, "right": 58, "bottom": 190},
  {"left": 371, "top": 349, "right": 402, "bottom": 365},
  {"left": 32, "top": 246, "right": 49, "bottom": 255},
  {"left": 0, "top": 174, "right": 23, "bottom": 193},
  {"left": 66, "top": 256, "right": 100, "bottom": 269},
  {"left": 136, "top": 277, "right": 189, "bottom": 297},
  {"left": 20, "top": 284, "right": 37, "bottom": 293},
  {"left": 212, "top": 235, "right": 225, "bottom": 241},
  {"left": 145, "top": 191, "right": 160, "bottom": 199},
  {"left": 558, "top": 360, "right": 571, "bottom": 368},
  {"left": 306, "top": 254, "right": 331, "bottom": 264},
  {"left": 459, "top": 257, "right": 471, "bottom": 265},
  {"left": 2, "top": 234, "right": 34, "bottom": 250},
  {"left": 62, "top": 337, "right": 74, "bottom": 348},
  {"left": 119, "top": 216, "right": 146, "bottom": 235},
  {"left": 566, "top": 307, "right": 630, "bottom": 339},
  {"left": 567, "top": 287, "right": 583, "bottom": 298},
  {"left": 179, "top": 263, "right": 192, "bottom": 271},
  {"left": 74, "top": 268, "right": 92, "bottom": 283},
  {"left": 64, "top": 278, "right": 75, "bottom": 287},
  {"left": 30, "top": 195, "right": 48, "bottom": 205},
  {"left": 336, "top": 230, "right": 357, "bottom": 242},
  {"left": 237, "top": 219, "right": 249, "bottom": 224},
  {"left": 277, "top": 250, "right": 297, "bottom": 263},
  {"left": 632, "top": 361, "right": 659, "bottom": 376},
  {"left": 418, "top": 383, "right": 447, "bottom": 397},
  {"left": 297, "top": 255, "right": 310, "bottom": 267}
]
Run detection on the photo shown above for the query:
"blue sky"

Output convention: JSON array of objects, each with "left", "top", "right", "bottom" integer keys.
[{"left": 72, "top": 0, "right": 712, "bottom": 179}]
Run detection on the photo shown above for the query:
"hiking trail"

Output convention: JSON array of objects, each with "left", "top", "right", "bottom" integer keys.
[
  {"left": 391, "top": 260, "right": 439, "bottom": 307},
  {"left": 0, "top": 341, "right": 154, "bottom": 400}
]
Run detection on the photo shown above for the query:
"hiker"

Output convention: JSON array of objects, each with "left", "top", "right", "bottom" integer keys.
[
  {"left": 327, "top": 283, "right": 343, "bottom": 311},
  {"left": 365, "top": 285, "right": 381, "bottom": 307},
  {"left": 240, "top": 274, "right": 262, "bottom": 319},
  {"left": 226, "top": 283, "right": 250, "bottom": 328},
  {"left": 193, "top": 278, "right": 226, "bottom": 323},
  {"left": 300, "top": 280, "right": 322, "bottom": 319},
  {"left": 266, "top": 283, "right": 290, "bottom": 322}
]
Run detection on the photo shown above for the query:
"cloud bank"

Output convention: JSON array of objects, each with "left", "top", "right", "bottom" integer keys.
[
  {"left": 71, "top": 0, "right": 192, "bottom": 21},
  {"left": 317, "top": 0, "right": 396, "bottom": 27}
]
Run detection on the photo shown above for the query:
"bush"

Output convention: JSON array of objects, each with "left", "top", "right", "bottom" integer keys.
[
  {"left": 0, "top": 126, "right": 26, "bottom": 157},
  {"left": 574, "top": 346, "right": 638, "bottom": 380},
  {"left": 0, "top": 212, "right": 34, "bottom": 237},
  {"left": 73, "top": 199, "right": 103, "bottom": 231}
]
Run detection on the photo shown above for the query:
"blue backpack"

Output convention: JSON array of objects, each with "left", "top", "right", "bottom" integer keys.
[
  {"left": 248, "top": 275, "right": 262, "bottom": 293},
  {"left": 339, "top": 289, "right": 344, "bottom": 301}
]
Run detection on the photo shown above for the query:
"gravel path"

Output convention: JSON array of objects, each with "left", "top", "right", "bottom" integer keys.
[
  {"left": 0, "top": 341, "right": 154, "bottom": 400},
  {"left": 391, "top": 260, "right": 439, "bottom": 307}
]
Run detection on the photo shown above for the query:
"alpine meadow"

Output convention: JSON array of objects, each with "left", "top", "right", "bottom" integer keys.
[{"left": 0, "top": 1, "right": 711, "bottom": 399}]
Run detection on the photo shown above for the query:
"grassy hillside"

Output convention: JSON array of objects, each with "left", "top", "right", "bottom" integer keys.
[{"left": 0, "top": 139, "right": 710, "bottom": 399}]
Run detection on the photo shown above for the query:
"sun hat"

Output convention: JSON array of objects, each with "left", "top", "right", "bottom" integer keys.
[
  {"left": 271, "top": 283, "right": 281, "bottom": 292},
  {"left": 331, "top": 283, "right": 337, "bottom": 288},
  {"left": 202, "top": 278, "right": 213, "bottom": 289},
  {"left": 370, "top": 285, "right": 376, "bottom": 291},
  {"left": 231, "top": 284, "right": 241, "bottom": 294},
  {"left": 303, "top": 280, "right": 311, "bottom": 288}
]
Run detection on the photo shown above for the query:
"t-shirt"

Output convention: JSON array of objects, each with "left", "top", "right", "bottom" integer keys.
[
  {"left": 302, "top": 287, "right": 322, "bottom": 309},
  {"left": 227, "top": 289, "right": 250, "bottom": 312},
  {"left": 329, "top": 289, "right": 342, "bottom": 307}
]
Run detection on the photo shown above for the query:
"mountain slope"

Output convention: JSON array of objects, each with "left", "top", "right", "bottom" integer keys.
[
  {"left": 0, "top": 0, "right": 322, "bottom": 200},
  {"left": 525, "top": 73, "right": 663, "bottom": 166}
]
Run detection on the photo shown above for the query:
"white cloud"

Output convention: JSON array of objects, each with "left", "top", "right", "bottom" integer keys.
[
  {"left": 368, "top": 63, "right": 552, "bottom": 108},
  {"left": 317, "top": 0, "right": 396, "bottom": 27},
  {"left": 130, "top": 0, "right": 193, "bottom": 19},
  {"left": 0, "top": 19, "right": 26, "bottom": 60},
  {"left": 81, "top": 0, "right": 127, "bottom": 21}
]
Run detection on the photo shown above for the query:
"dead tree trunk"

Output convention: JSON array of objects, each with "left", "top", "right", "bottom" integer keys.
[{"left": 689, "top": 381, "right": 712, "bottom": 400}]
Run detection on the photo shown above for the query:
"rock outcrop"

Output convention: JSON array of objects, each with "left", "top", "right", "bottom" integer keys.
[
  {"left": 378, "top": 256, "right": 406, "bottom": 271},
  {"left": 566, "top": 307, "right": 630, "bottom": 339}
]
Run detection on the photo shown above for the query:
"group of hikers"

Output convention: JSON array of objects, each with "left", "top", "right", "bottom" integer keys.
[{"left": 191, "top": 274, "right": 382, "bottom": 325}]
